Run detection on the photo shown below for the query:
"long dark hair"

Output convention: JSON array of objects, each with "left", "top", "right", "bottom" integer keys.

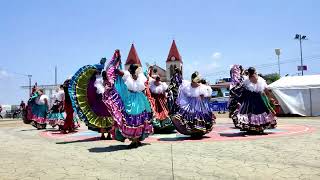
[
  {"left": 128, "top": 64, "right": 139, "bottom": 76},
  {"left": 102, "top": 71, "right": 107, "bottom": 81},
  {"left": 63, "top": 79, "right": 71, "bottom": 104}
]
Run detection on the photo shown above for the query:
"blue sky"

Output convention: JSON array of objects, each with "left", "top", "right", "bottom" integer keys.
[{"left": 1, "top": 0, "right": 320, "bottom": 104}]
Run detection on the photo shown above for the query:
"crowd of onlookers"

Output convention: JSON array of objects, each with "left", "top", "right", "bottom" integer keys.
[{"left": 0, "top": 101, "right": 26, "bottom": 119}]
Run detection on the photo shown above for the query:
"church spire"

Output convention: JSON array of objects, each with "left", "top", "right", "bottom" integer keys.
[
  {"left": 125, "top": 43, "right": 142, "bottom": 66},
  {"left": 166, "top": 40, "right": 182, "bottom": 63}
]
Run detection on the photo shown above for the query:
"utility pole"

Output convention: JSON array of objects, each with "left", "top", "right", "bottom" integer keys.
[
  {"left": 275, "top": 49, "right": 281, "bottom": 77},
  {"left": 55, "top": 66, "right": 57, "bottom": 85},
  {"left": 294, "top": 34, "right": 307, "bottom": 76},
  {"left": 27, "top": 75, "right": 32, "bottom": 96}
]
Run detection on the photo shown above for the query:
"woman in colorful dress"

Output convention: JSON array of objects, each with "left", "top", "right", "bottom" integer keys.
[
  {"left": 228, "top": 65, "right": 246, "bottom": 127},
  {"left": 172, "top": 71, "right": 216, "bottom": 137},
  {"left": 23, "top": 85, "right": 39, "bottom": 124},
  {"left": 235, "top": 67, "right": 277, "bottom": 134},
  {"left": 60, "top": 79, "right": 80, "bottom": 133},
  {"left": 167, "top": 67, "right": 183, "bottom": 114},
  {"left": 47, "top": 85, "right": 65, "bottom": 128},
  {"left": 68, "top": 58, "right": 113, "bottom": 139},
  {"left": 146, "top": 68, "right": 175, "bottom": 133},
  {"left": 31, "top": 89, "right": 49, "bottom": 130},
  {"left": 103, "top": 50, "right": 153, "bottom": 148}
]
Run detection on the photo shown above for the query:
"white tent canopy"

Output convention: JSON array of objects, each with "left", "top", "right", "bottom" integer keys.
[{"left": 269, "top": 75, "right": 320, "bottom": 116}]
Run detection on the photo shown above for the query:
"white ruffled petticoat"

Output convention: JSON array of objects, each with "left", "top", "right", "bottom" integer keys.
[
  {"left": 122, "top": 71, "right": 147, "bottom": 92},
  {"left": 149, "top": 78, "right": 168, "bottom": 94}
]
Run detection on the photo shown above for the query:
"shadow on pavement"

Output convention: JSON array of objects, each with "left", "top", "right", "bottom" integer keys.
[
  {"left": 88, "top": 143, "right": 151, "bottom": 153},
  {"left": 20, "top": 129, "right": 40, "bottom": 131},
  {"left": 158, "top": 136, "right": 210, "bottom": 142},
  {"left": 56, "top": 137, "right": 100, "bottom": 144},
  {"left": 219, "top": 132, "right": 247, "bottom": 137},
  {"left": 50, "top": 131, "right": 78, "bottom": 135},
  {"left": 219, "top": 132, "right": 273, "bottom": 137}
]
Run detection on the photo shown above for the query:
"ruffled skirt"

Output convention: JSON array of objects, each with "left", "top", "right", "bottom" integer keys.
[
  {"left": 103, "top": 74, "right": 153, "bottom": 141},
  {"left": 228, "top": 85, "right": 245, "bottom": 127},
  {"left": 69, "top": 65, "right": 113, "bottom": 132},
  {"left": 47, "top": 104, "right": 65, "bottom": 127},
  {"left": 150, "top": 93, "right": 174, "bottom": 133},
  {"left": 172, "top": 97, "right": 215, "bottom": 136},
  {"left": 235, "top": 90, "right": 277, "bottom": 132},
  {"left": 31, "top": 104, "right": 48, "bottom": 125},
  {"left": 23, "top": 105, "right": 33, "bottom": 124}
]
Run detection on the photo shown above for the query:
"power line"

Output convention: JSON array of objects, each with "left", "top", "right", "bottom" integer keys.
[
  {"left": 203, "top": 56, "right": 320, "bottom": 78},
  {"left": 205, "top": 55, "right": 320, "bottom": 76}
]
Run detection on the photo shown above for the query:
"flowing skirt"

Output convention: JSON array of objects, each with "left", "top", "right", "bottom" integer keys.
[
  {"left": 103, "top": 69, "right": 153, "bottom": 141},
  {"left": 228, "top": 85, "right": 245, "bottom": 128},
  {"left": 69, "top": 65, "right": 113, "bottom": 132},
  {"left": 172, "top": 97, "right": 215, "bottom": 136},
  {"left": 30, "top": 104, "right": 48, "bottom": 129},
  {"left": 47, "top": 103, "right": 65, "bottom": 127},
  {"left": 148, "top": 92, "right": 174, "bottom": 133},
  {"left": 60, "top": 102, "right": 80, "bottom": 131},
  {"left": 23, "top": 105, "right": 33, "bottom": 124},
  {"left": 32, "top": 104, "right": 48, "bottom": 125},
  {"left": 235, "top": 90, "right": 277, "bottom": 132}
]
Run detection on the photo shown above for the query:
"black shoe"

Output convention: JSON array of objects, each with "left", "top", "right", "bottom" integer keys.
[
  {"left": 100, "top": 134, "right": 106, "bottom": 140},
  {"left": 106, "top": 133, "right": 112, "bottom": 140}
]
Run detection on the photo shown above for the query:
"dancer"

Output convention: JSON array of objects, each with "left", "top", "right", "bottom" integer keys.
[
  {"left": 172, "top": 71, "right": 216, "bottom": 137},
  {"left": 167, "top": 67, "right": 183, "bottom": 114},
  {"left": 31, "top": 89, "right": 49, "bottom": 129},
  {"left": 24, "top": 84, "right": 39, "bottom": 124},
  {"left": 103, "top": 50, "right": 153, "bottom": 148},
  {"left": 60, "top": 79, "right": 80, "bottom": 133},
  {"left": 146, "top": 67, "right": 174, "bottom": 133},
  {"left": 235, "top": 67, "right": 277, "bottom": 134},
  {"left": 47, "top": 85, "right": 65, "bottom": 128},
  {"left": 69, "top": 58, "right": 113, "bottom": 139},
  {"left": 228, "top": 65, "right": 246, "bottom": 127}
]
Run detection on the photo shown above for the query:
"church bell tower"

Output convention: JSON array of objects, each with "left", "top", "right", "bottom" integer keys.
[{"left": 166, "top": 40, "right": 183, "bottom": 81}]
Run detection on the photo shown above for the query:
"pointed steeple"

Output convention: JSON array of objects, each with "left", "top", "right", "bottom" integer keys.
[
  {"left": 166, "top": 40, "right": 182, "bottom": 63},
  {"left": 125, "top": 44, "right": 142, "bottom": 66}
]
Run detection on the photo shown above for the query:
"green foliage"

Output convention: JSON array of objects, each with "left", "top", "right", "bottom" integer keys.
[
  {"left": 217, "top": 89, "right": 223, "bottom": 97},
  {"left": 261, "top": 73, "right": 280, "bottom": 84}
]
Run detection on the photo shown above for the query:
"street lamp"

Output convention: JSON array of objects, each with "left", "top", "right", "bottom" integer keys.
[
  {"left": 294, "top": 34, "right": 308, "bottom": 76},
  {"left": 275, "top": 48, "right": 281, "bottom": 77}
]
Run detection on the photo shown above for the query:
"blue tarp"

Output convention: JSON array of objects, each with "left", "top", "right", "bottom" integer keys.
[{"left": 210, "top": 101, "right": 228, "bottom": 112}]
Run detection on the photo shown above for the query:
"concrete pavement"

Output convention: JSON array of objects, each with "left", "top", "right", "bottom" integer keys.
[{"left": 0, "top": 117, "right": 319, "bottom": 180}]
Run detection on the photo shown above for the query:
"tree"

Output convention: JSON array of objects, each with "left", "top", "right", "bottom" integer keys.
[
  {"left": 261, "top": 73, "right": 280, "bottom": 84},
  {"left": 217, "top": 89, "right": 223, "bottom": 97}
]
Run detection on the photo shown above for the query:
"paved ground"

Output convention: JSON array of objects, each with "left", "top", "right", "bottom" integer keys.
[{"left": 0, "top": 116, "right": 319, "bottom": 180}]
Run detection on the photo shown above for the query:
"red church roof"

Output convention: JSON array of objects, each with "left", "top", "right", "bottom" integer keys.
[
  {"left": 166, "top": 40, "right": 182, "bottom": 63},
  {"left": 125, "top": 44, "right": 142, "bottom": 65}
]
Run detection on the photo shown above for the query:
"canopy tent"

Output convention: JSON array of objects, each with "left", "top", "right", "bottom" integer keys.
[{"left": 269, "top": 75, "right": 320, "bottom": 116}]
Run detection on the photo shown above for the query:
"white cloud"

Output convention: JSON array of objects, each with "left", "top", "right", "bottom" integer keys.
[
  {"left": 211, "top": 52, "right": 222, "bottom": 60},
  {"left": 0, "top": 69, "right": 10, "bottom": 79},
  {"left": 184, "top": 53, "right": 223, "bottom": 82}
]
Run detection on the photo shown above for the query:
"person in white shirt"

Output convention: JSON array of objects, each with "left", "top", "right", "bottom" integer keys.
[
  {"left": 172, "top": 71, "right": 216, "bottom": 138},
  {"left": 31, "top": 89, "right": 49, "bottom": 129},
  {"left": 47, "top": 85, "right": 65, "bottom": 128},
  {"left": 235, "top": 67, "right": 277, "bottom": 134}
]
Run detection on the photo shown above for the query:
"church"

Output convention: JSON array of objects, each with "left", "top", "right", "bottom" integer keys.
[{"left": 124, "top": 40, "right": 183, "bottom": 83}]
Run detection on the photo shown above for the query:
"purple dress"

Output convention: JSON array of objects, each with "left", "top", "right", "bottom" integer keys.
[{"left": 172, "top": 80, "right": 216, "bottom": 137}]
